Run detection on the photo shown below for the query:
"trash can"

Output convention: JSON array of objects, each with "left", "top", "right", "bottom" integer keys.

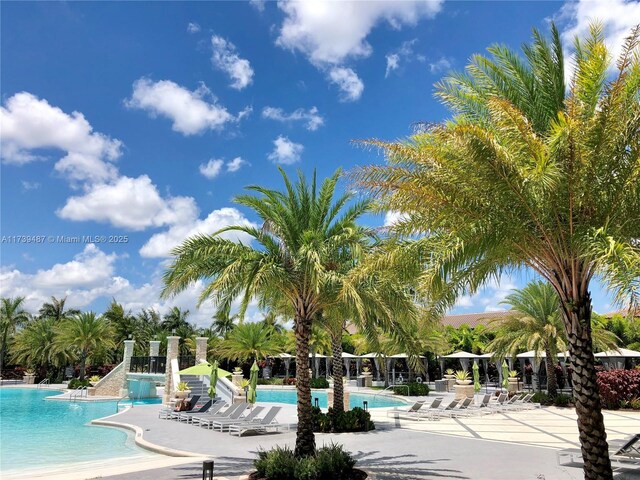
[{"left": 435, "top": 379, "right": 448, "bottom": 392}]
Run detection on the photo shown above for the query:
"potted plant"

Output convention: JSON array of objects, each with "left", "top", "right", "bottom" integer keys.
[
  {"left": 89, "top": 375, "right": 101, "bottom": 386},
  {"left": 23, "top": 369, "right": 36, "bottom": 384},
  {"left": 174, "top": 381, "right": 191, "bottom": 399},
  {"left": 444, "top": 368, "right": 455, "bottom": 379},
  {"left": 508, "top": 370, "right": 519, "bottom": 382},
  {"left": 455, "top": 370, "right": 472, "bottom": 385}
]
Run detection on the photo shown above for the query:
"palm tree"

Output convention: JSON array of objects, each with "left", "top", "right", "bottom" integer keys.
[
  {"left": 54, "top": 312, "right": 115, "bottom": 380},
  {"left": 210, "top": 306, "right": 237, "bottom": 337},
  {"left": 490, "top": 281, "right": 619, "bottom": 397},
  {"left": 218, "top": 322, "right": 280, "bottom": 363},
  {"left": 11, "top": 317, "right": 69, "bottom": 378},
  {"left": 446, "top": 324, "right": 491, "bottom": 355},
  {"left": 161, "top": 306, "right": 190, "bottom": 331},
  {"left": 103, "top": 299, "right": 137, "bottom": 359},
  {"left": 355, "top": 24, "right": 640, "bottom": 479},
  {"left": 0, "top": 297, "right": 30, "bottom": 373},
  {"left": 39, "top": 296, "right": 80, "bottom": 322},
  {"left": 163, "top": 168, "right": 372, "bottom": 457}
]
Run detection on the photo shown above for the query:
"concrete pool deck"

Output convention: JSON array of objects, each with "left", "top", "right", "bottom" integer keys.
[{"left": 91, "top": 402, "right": 639, "bottom": 479}]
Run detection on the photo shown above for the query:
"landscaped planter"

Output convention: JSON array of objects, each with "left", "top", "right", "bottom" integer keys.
[
  {"left": 22, "top": 374, "right": 35, "bottom": 384},
  {"left": 454, "top": 384, "right": 475, "bottom": 400},
  {"left": 244, "top": 468, "right": 369, "bottom": 480}
]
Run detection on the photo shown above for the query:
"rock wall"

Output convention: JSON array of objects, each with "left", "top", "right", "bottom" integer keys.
[{"left": 94, "top": 362, "right": 124, "bottom": 397}]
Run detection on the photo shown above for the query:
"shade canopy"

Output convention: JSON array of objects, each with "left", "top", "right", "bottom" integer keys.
[
  {"left": 178, "top": 362, "right": 232, "bottom": 378},
  {"left": 279, "top": 353, "right": 293, "bottom": 358},
  {"left": 444, "top": 351, "right": 479, "bottom": 359},
  {"left": 309, "top": 353, "right": 327, "bottom": 358},
  {"left": 516, "top": 350, "right": 570, "bottom": 359},
  {"left": 594, "top": 348, "right": 640, "bottom": 358},
  {"left": 341, "top": 352, "right": 359, "bottom": 358},
  {"left": 478, "top": 353, "right": 495, "bottom": 359}
]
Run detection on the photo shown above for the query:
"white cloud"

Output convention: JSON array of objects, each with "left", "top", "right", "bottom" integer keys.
[
  {"left": 211, "top": 35, "right": 254, "bottom": 90},
  {"left": 268, "top": 135, "right": 304, "bottom": 165},
  {"left": 556, "top": 0, "right": 640, "bottom": 78},
  {"left": 429, "top": 56, "right": 452, "bottom": 74},
  {"left": 262, "top": 106, "right": 324, "bottom": 131},
  {"left": 140, "top": 207, "right": 255, "bottom": 258},
  {"left": 384, "top": 211, "right": 409, "bottom": 227},
  {"left": 385, "top": 39, "right": 420, "bottom": 77},
  {"left": 276, "top": 1, "right": 442, "bottom": 66},
  {"left": 450, "top": 274, "right": 518, "bottom": 312},
  {"left": 57, "top": 175, "right": 198, "bottom": 231},
  {"left": 199, "top": 159, "right": 224, "bottom": 179},
  {"left": 21, "top": 181, "right": 40, "bottom": 191},
  {"left": 249, "top": 0, "right": 265, "bottom": 12},
  {"left": 328, "top": 67, "right": 364, "bottom": 102},
  {"left": 125, "top": 78, "right": 234, "bottom": 135},
  {"left": 385, "top": 54, "right": 400, "bottom": 77},
  {"left": 226, "top": 157, "right": 248, "bottom": 172},
  {"left": 0, "top": 92, "right": 121, "bottom": 183},
  {"left": 187, "top": 22, "right": 201, "bottom": 33}
]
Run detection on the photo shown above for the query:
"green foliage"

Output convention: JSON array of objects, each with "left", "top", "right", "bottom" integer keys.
[
  {"left": 620, "top": 398, "right": 640, "bottom": 410},
  {"left": 254, "top": 444, "right": 356, "bottom": 480},
  {"left": 393, "top": 382, "right": 430, "bottom": 396},
  {"left": 553, "top": 393, "right": 573, "bottom": 407},
  {"left": 311, "top": 406, "right": 375, "bottom": 433},
  {"left": 530, "top": 392, "right": 553, "bottom": 406},
  {"left": 218, "top": 322, "right": 280, "bottom": 363},
  {"left": 455, "top": 370, "right": 470, "bottom": 381},
  {"left": 310, "top": 377, "right": 329, "bottom": 389},
  {"left": 68, "top": 378, "right": 91, "bottom": 389},
  {"left": 257, "top": 378, "right": 284, "bottom": 386}
]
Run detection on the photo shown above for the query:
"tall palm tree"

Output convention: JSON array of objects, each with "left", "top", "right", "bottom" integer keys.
[
  {"left": 161, "top": 306, "right": 190, "bottom": 331},
  {"left": 103, "top": 299, "right": 137, "bottom": 359},
  {"left": 54, "top": 312, "right": 115, "bottom": 380},
  {"left": 39, "top": 296, "right": 80, "bottom": 322},
  {"left": 0, "top": 297, "right": 30, "bottom": 373},
  {"left": 218, "top": 321, "right": 280, "bottom": 363},
  {"left": 163, "top": 168, "right": 372, "bottom": 457},
  {"left": 210, "top": 306, "right": 237, "bottom": 338},
  {"left": 11, "top": 317, "right": 69, "bottom": 378},
  {"left": 355, "top": 24, "right": 640, "bottom": 479}
]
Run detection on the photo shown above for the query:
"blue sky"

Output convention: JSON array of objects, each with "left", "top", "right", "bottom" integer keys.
[{"left": 2, "top": 0, "right": 638, "bottom": 325}]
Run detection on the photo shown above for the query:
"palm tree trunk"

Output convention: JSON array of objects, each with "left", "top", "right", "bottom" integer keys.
[
  {"left": 544, "top": 346, "right": 558, "bottom": 397},
  {"left": 555, "top": 280, "right": 612, "bottom": 480},
  {"left": 0, "top": 329, "right": 8, "bottom": 374},
  {"left": 294, "top": 311, "right": 315, "bottom": 457},
  {"left": 79, "top": 352, "right": 87, "bottom": 381},
  {"left": 331, "top": 332, "right": 344, "bottom": 414}
]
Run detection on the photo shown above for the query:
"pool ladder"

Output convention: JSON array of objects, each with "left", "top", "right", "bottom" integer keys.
[
  {"left": 37, "top": 378, "right": 50, "bottom": 389},
  {"left": 69, "top": 386, "right": 88, "bottom": 402},
  {"left": 372, "top": 384, "right": 409, "bottom": 399}
]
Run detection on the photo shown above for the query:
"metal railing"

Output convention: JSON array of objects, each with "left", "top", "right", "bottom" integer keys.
[
  {"left": 115, "top": 395, "right": 130, "bottom": 412},
  {"left": 178, "top": 356, "right": 196, "bottom": 371},
  {"left": 373, "top": 384, "right": 409, "bottom": 399},
  {"left": 129, "top": 356, "right": 166, "bottom": 374},
  {"left": 37, "top": 378, "right": 50, "bottom": 388},
  {"left": 70, "top": 386, "right": 88, "bottom": 402}
]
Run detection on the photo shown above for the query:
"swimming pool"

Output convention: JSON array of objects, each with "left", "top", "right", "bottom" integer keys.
[
  {"left": 0, "top": 388, "right": 152, "bottom": 473},
  {"left": 256, "top": 388, "right": 407, "bottom": 408}
]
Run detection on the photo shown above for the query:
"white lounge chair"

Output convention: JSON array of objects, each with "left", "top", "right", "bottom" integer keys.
[
  {"left": 194, "top": 402, "right": 247, "bottom": 428},
  {"left": 208, "top": 406, "right": 266, "bottom": 432},
  {"left": 386, "top": 400, "right": 426, "bottom": 418},
  {"left": 228, "top": 406, "right": 289, "bottom": 436}
]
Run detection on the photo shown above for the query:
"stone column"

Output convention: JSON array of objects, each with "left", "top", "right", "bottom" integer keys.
[
  {"left": 163, "top": 336, "right": 180, "bottom": 404},
  {"left": 195, "top": 337, "right": 208, "bottom": 364},
  {"left": 149, "top": 340, "right": 160, "bottom": 357},
  {"left": 119, "top": 340, "right": 135, "bottom": 397}
]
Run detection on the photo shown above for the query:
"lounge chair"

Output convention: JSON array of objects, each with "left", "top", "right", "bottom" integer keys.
[
  {"left": 179, "top": 400, "right": 225, "bottom": 423},
  {"left": 195, "top": 402, "right": 248, "bottom": 429},
  {"left": 467, "top": 394, "right": 493, "bottom": 416},
  {"left": 557, "top": 434, "right": 640, "bottom": 469},
  {"left": 448, "top": 397, "right": 475, "bottom": 418},
  {"left": 209, "top": 406, "right": 267, "bottom": 432},
  {"left": 228, "top": 406, "right": 289, "bottom": 437},
  {"left": 159, "top": 395, "right": 201, "bottom": 419},
  {"left": 430, "top": 399, "right": 463, "bottom": 419},
  {"left": 488, "top": 393, "right": 508, "bottom": 412},
  {"left": 386, "top": 400, "right": 426, "bottom": 418},
  {"left": 504, "top": 393, "right": 534, "bottom": 411},
  {"left": 410, "top": 397, "right": 444, "bottom": 421},
  {"left": 173, "top": 399, "right": 213, "bottom": 421}
]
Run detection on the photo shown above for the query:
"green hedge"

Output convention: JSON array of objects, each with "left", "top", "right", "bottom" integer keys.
[
  {"left": 311, "top": 406, "right": 374, "bottom": 433},
  {"left": 255, "top": 444, "right": 356, "bottom": 480},
  {"left": 310, "top": 377, "right": 330, "bottom": 389},
  {"left": 393, "top": 382, "right": 430, "bottom": 396},
  {"left": 67, "top": 379, "right": 91, "bottom": 389}
]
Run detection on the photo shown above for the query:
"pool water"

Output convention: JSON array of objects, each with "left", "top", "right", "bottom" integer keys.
[
  {"left": 256, "top": 388, "right": 407, "bottom": 408},
  {"left": 0, "top": 388, "right": 151, "bottom": 472}
]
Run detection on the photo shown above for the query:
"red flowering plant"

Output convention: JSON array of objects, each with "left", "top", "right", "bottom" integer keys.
[{"left": 596, "top": 369, "right": 640, "bottom": 409}]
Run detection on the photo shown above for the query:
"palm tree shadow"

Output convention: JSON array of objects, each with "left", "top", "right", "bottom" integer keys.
[{"left": 351, "top": 450, "right": 469, "bottom": 479}]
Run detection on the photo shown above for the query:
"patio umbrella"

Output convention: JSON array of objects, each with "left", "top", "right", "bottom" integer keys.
[
  {"left": 208, "top": 360, "right": 219, "bottom": 398},
  {"left": 473, "top": 362, "right": 481, "bottom": 393},
  {"left": 247, "top": 361, "right": 258, "bottom": 407},
  {"left": 501, "top": 361, "right": 509, "bottom": 390},
  {"left": 178, "top": 362, "right": 232, "bottom": 378}
]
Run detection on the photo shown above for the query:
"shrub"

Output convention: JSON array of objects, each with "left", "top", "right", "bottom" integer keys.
[
  {"left": 257, "top": 378, "right": 285, "bottom": 386},
  {"left": 310, "top": 377, "right": 330, "bottom": 389},
  {"left": 254, "top": 444, "right": 356, "bottom": 480},
  {"left": 311, "top": 406, "right": 374, "bottom": 433},
  {"left": 596, "top": 369, "right": 640, "bottom": 409},
  {"left": 621, "top": 397, "right": 640, "bottom": 410},
  {"left": 68, "top": 378, "right": 91, "bottom": 389},
  {"left": 393, "top": 382, "right": 430, "bottom": 396},
  {"left": 553, "top": 393, "right": 573, "bottom": 407},
  {"left": 531, "top": 392, "right": 552, "bottom": 405}
]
